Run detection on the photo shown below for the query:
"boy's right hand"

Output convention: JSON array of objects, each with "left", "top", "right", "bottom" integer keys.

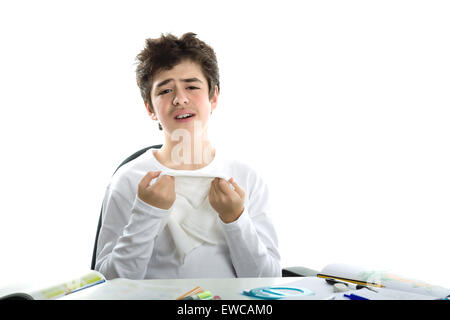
[{"left": 138, "top": 171, "right": 175, "bottom": 210}]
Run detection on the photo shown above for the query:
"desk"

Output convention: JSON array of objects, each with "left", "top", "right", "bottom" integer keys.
[
  {"left": 59, "top": 275, "right": 442, "bottom": 300},
  {"left": 60, "top": 277, "right": 322, "bottom": 300}
]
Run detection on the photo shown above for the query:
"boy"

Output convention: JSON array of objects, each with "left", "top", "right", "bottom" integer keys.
[{"left": 95, "top": 33, "right": 281, "bottom": 279}]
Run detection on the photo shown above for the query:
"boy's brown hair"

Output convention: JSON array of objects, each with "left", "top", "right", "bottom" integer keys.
[{"left": 135, "top": 32, "right": 220, "bottom": 113}]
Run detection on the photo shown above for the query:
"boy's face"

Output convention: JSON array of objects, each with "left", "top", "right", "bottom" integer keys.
[{"left": 147, "top": 60, "right": 218, "bottom": 137}]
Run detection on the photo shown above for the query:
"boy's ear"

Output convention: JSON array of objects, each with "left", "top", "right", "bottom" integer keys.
[
  {"left": 144, "top": 102, "right": 158, "bottom": 120},
  {"left": 210, "top": 85, "right": 219, "bottom": 112}
]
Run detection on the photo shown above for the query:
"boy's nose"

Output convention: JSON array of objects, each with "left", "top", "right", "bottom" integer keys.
[{"left": 173, "top": 92, "right": 189, "bottom": 106}]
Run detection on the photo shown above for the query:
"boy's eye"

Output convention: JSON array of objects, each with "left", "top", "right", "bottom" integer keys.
[
  {"left": 158, "top": 86, "right": 198, "bottom": 96},
  {"left": 158, "top": 89, "right": 171, "bottom": 95}
]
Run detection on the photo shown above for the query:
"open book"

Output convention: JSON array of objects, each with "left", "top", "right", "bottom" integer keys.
[
  {"left": 0, "top": 270, "right": 106, "bottom": 300},
  {"left": 316, "top": 263, "right": 450, "bottom": 300},
  {"left": 0, "top": 270, "right": 213, "bottom": 300}
]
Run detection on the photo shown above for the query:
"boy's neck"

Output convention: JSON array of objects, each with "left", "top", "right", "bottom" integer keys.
[{"left": 155, "top": 139, "right": 216, "bottom": 170}]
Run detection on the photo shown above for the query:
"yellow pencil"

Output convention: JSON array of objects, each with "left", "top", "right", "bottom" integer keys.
[{"left": 317, "top": 274, "right": 384, "bottom": 288}]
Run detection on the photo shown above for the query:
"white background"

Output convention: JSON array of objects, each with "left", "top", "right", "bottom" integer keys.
[{"left": 1, "top": 0, "right": 449, "bottom": 290}]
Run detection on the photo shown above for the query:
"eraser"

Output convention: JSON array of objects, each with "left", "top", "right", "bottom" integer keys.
[{"left": 333, "top": 283, "right": 349, "bottom": 293}]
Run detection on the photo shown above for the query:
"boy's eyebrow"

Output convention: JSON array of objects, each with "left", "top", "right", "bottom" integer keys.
[
  {"left": 182, "top": 77, "right": 203, "bottom": 84},
  {"left": 155, "top": 77, "right": 203, "bottom": 88}
]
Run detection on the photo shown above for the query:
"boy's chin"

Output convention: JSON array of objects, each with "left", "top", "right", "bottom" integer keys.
[{"left": 172, "top": 118, "right": 207, "bottom": 130}]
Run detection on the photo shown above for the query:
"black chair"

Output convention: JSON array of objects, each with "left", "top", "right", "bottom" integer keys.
[{"left": 91, "top": 144, "right": 317, "bottom": 277}]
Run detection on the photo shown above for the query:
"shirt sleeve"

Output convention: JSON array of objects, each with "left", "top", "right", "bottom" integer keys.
[
  {"left": 219, "top": 173, "right": 282, "bottom": 277},
  {"left": 95, "top": 188, "right": 168, "bottom": 280}
]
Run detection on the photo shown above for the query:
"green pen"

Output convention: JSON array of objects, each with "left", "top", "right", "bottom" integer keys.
[{"left": 180, "top": 291, "right": 212, "bottom": 300}]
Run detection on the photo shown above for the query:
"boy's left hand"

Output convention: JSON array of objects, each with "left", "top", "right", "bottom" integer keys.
[{"left": 209, "top": 177, "right": 245, "bottom": 223}]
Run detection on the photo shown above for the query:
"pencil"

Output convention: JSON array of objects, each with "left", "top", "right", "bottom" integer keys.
[
  {"left": 176, "top": 286, "right": 204, "bottom": 300},
  {"left": 317, "top": 274, "right": 384, "bottom": 288}
]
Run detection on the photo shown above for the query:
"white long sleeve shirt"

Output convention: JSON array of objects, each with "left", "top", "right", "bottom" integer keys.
[{"left": 95, "top": 148, "right": 281, "bottom": 280}]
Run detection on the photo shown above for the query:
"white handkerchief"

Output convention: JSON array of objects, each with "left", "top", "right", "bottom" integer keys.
[{"left": 155, "top": 170, "right": 230, "bottom": 263}]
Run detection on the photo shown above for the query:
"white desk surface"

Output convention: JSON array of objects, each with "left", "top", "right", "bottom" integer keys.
[
  {"left": 1, "top": 275, "right": 440, "bottom": 300},
  {"left": 60, "top": 276, "right": 330, "bottom": 300},
  {"left": 59, "top": 276, "right": 440, "bottom": 300},
  {"left": 0, "top": 277, "right": 435, "bottom": 300}
]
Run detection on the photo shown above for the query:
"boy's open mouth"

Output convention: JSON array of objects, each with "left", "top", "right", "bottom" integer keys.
[{"left": 174, "top": 113, "right": 195, "bottom": 120}]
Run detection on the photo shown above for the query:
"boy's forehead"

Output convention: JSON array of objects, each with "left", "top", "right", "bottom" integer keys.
[{"left": 152, "top": 60, "right": 206, "bottom": 86}]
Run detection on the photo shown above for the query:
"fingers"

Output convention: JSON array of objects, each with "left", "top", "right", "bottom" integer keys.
[
  {"left": 217, "top": 178, "right": 230, "bottom": 194},
  {"left": 211, "top": 177, "right": 245, "bottom": 199},
  {"left": 139, "top": 170, "right": 162, "bottom": 189},
  {"left": 228, "top": 177, "right": 245, "bottom": 198},
  {"left": 211, "top": 178, "right": 229, "bottom": 197},
  {"left": 138, "top": 171, "right": 176, "bottom": 210},
  {"left": 209, "top": 178, "right": 219, "bottom": 199},
  {"left": 155, "top": 174, "right": 175, "bottom": 186}
]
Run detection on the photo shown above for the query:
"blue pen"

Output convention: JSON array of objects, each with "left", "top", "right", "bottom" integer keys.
[{"left": 344, "top": 293, "right": 370, "bottom": 300}]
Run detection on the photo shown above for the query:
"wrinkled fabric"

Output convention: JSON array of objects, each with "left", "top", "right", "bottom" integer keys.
[{"left": 154, "top": 172, "right": 230, "bottom": 263}]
